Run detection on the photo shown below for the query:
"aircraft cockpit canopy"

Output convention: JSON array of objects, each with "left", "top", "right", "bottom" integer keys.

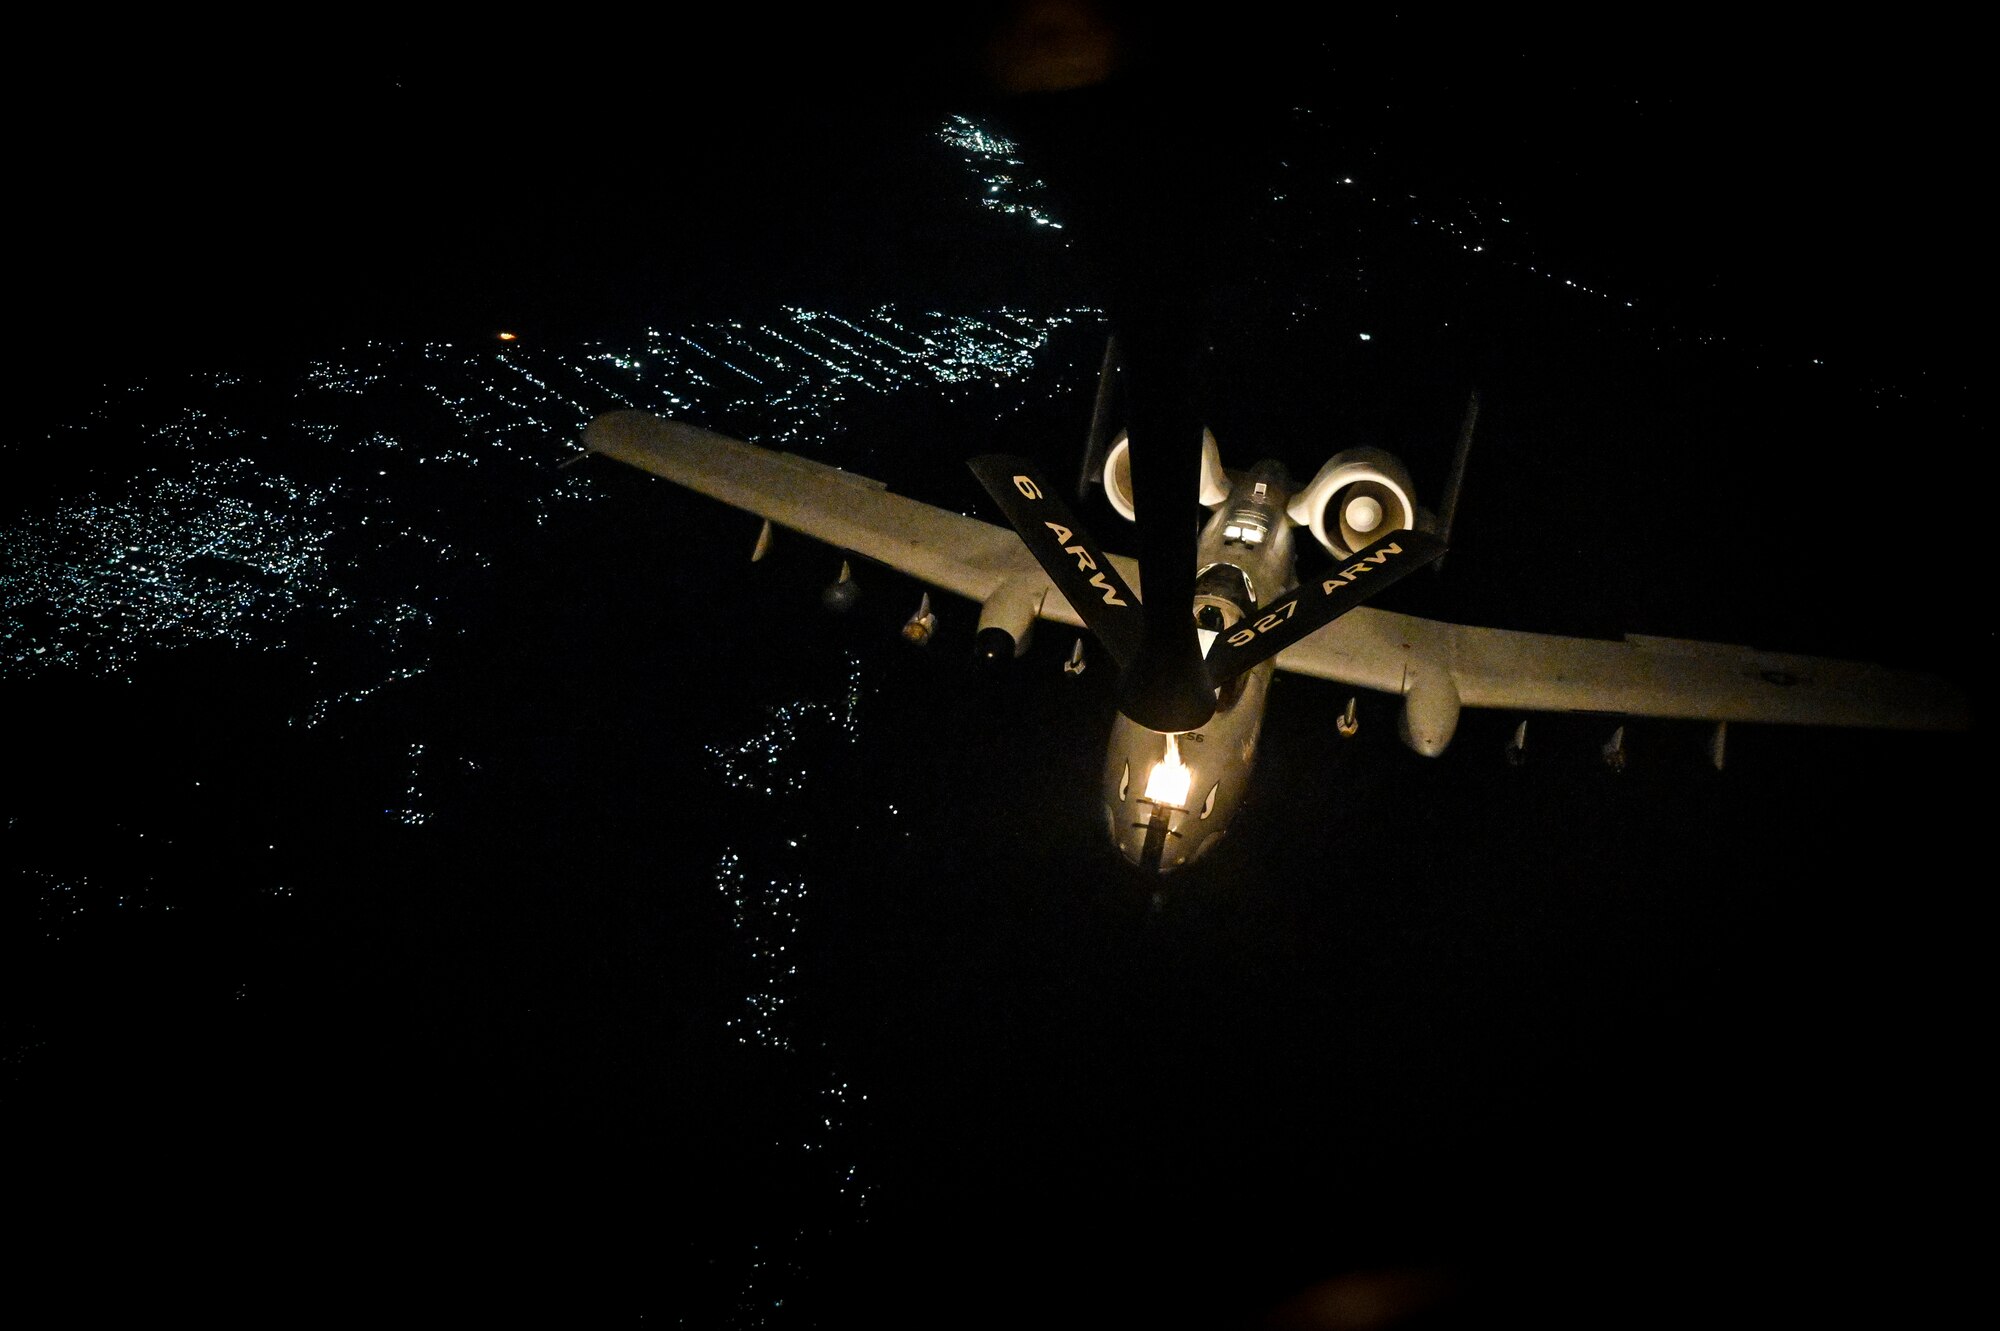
[{"left": 1222, "top": 512, "right": 1268, "bottom": 546}]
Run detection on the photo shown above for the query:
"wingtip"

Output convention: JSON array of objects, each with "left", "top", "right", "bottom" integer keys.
[{"left": 582, "top": 408, "right": 659, "bottom": 456}]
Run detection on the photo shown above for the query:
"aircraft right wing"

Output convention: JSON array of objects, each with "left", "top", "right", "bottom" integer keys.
[{"left": 583, "top": 410, "right": 1116, "bottom": 631}]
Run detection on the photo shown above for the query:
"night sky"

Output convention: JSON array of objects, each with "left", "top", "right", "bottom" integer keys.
[
  {"left": 20, "top": 12, "right": 1979, "bottom": 388},
  {"left": 7, "top": 12, "right": 1984, "bottom": 1328}
]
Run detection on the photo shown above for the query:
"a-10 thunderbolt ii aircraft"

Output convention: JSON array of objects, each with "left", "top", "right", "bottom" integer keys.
[{"left": 581, "top": 379, "right": 1969, "bottom": 874}]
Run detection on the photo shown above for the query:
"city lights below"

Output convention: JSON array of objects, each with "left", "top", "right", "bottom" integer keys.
[
  {"left": 4, "top": 103, "right": 1967, "bottom": 1331},
  {"left": 4, "top": 304, "right": 1088, "bottom": 688}
]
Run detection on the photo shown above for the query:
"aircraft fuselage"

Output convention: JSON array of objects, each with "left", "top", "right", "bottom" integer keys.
[{"left": 1103, "top": 462, "right": 1297, "bottom": 872}]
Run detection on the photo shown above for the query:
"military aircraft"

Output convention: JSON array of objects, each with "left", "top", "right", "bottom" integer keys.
[{"left": 579, "top": 383, "right": 1970, "bottom": 874}]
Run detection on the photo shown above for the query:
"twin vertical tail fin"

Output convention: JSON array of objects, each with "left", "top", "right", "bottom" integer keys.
[
  {"left": 1431, "top": 388, "right": 1479, "bottom": 573},
  {"left": 1078, "top": 333, "right": 1123, "bottom": 501}
]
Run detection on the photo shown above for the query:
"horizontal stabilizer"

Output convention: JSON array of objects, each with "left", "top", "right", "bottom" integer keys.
[
  {"left": 969, "top": 454, "right": 1145, "bottom": 668},
  {"left": 1204, "top": 530, "right": 1446, "bottom": 687}
]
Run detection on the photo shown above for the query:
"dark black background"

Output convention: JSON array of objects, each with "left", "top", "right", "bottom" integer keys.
[
  {"left": 8, "top": 9, "right": 1982, "bottom": 1327},
  {"left": 19, "top": 9, "right": 1977, "bottom": 392}
]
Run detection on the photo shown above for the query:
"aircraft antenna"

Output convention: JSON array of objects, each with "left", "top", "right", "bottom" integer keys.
[
  {"left": 1079, "top": 332, "right": 1123, "bottom": 499},
  {"left": 1433, "top": 388, "right": 1479, "bottom": 572}
]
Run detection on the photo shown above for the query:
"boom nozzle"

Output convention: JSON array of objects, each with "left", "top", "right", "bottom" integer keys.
[{"left": 1116, "top": 627, "right": 1215, "bottom": 733}]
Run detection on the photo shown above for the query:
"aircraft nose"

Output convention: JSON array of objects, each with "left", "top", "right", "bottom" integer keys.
[{"left": 1103, "top": 723, "right": 1223, "bottom": 874}]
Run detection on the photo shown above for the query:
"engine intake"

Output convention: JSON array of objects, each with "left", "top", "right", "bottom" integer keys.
[
  {"left": 1287, "top": 447, "right": 1419, "bottom": 558},
  {"left": 1102, "top": 428, "right": 1231, "bottom": 522}
]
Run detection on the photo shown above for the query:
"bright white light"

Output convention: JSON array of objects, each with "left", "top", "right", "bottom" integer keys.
[{"left": 1144, "top": 734, "right": 1192, "bottom": 807}]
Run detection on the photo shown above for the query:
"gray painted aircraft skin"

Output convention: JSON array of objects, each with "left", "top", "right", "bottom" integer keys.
[{"left": 581, "top": 409, "right": 1970, "bottom": 874}]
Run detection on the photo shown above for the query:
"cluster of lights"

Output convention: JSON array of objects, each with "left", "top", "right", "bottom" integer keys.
[
  {"left": 674, "top": 332, "right": 771, "bottom": 388},
  {"left": 710, "top": 841, "right": 808, "bottom": 1054},
  {"left": 11, "top": 276, "right": 1085, "bottom": 1319},
  {"left": 26, "top": 864, "right": 165, "bottom": 942},
  {"left": 707, "top": 658, "right": 865, "bottom": 795},
  {"left": 1, "top": 459, "right": 345, "bottom": 679},
  {"left": 579, "top": 305, "right": 1088, "bottom": 455},
  {"left": 937, "top": 114, "right": 1065, "bottom": 229},
  {"left": 11, "top": 284, "right": 1085, "bottom": 984},
  {"left": 784, "top": 310, "right": 920, "bottom": 387},
  {"left": 4, "top": 291, "right": 1096, "bottom": 964},
  {"left": 710, "top": 703, "right": 825, "bottom": 796},
  {"left": 1297, "top": 124, "right": 1853, "bottom": 376},
  {"left": 303, "top": 360, "right": 387, "bottom": 396},
  {"left": 704, "top": 657, "right": 877, "bottom": 1313},
  {"left": 9, "top": 289, "right": 1103, "bottom": 1324},
  {"left": 389, "top": 741, "right": 431, "bottom": 826},
  {"left": 905, "top": 309, "right": 1082, "bottom": 386}
]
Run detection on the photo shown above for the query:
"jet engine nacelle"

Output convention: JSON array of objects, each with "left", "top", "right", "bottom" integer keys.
[
  {"left": 1101, "top": 428, "right": 1231, "bottom": 522},
  {"left": 1399, "top": 662, "right": 1461, "bottom": 758},
  {"left": 975, "top": 570, "right": 1047, "bottom": 662},
  {"left": 1287, "top": 447, "right": 1420, "bottom": 559}
]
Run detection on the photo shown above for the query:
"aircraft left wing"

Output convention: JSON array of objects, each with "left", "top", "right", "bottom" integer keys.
[{"left": 583, "top": 410, "right": 1119, "bottom": 630}]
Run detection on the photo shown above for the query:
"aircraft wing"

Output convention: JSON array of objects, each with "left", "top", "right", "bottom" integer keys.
[
  {"left": 587, "top": 411, "right": 1966, "bottom": 733},
  {"left": 1275, "top": 607, "right": 1971, "bottom": 731},
  {"left": 583, "top": 410, "right": 1123, "bottom": 630}
]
